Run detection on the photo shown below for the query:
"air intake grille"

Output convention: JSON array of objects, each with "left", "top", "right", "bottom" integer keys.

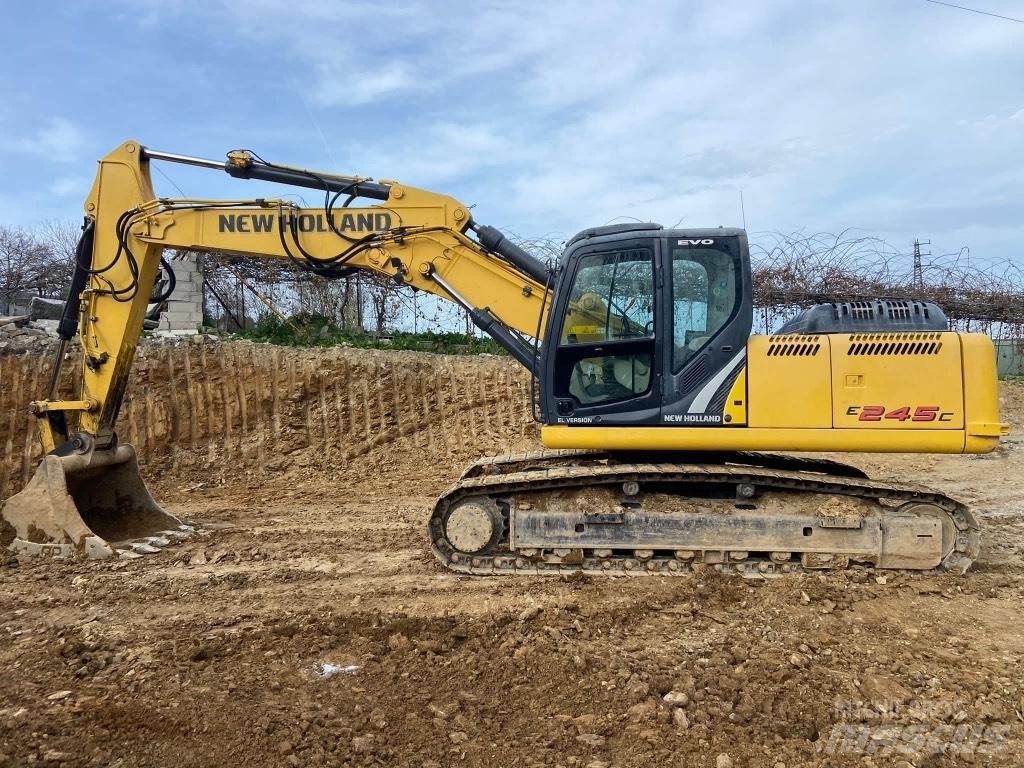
[
  {"left": 767, "top": 335, "right": 821, "bottom": 357},
  {"left": 846, "top": 333, "right": 943, "bottom": 356},
  {"left": 680, "top": 355, "right": 709, "bottom": 391}
]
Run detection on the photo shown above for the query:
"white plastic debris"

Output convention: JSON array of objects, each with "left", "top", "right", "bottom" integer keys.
[{"left": 314, "top": 662, "right": 359, "bottom": 678}]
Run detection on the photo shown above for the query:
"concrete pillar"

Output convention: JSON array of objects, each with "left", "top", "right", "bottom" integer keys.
[{"left": 156, "top": 254, "right": 204, "bottom": 335}]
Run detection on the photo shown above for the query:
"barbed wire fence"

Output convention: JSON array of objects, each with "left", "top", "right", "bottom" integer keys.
[
  {"left": 750, "top": 230, "right": 1024, "bottom": 338},
  {"left": 196, "top": 229, "right": 1024, "bottom": 342}
]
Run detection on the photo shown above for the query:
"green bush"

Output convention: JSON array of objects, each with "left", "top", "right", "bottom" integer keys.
[{"left": 237, "top": 314, "right": 509, "bottom": 356}]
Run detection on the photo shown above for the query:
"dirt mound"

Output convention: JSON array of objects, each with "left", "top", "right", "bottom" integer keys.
[
  {"left": 1, "top": 339, "right": 536, "bottom": 499},
  {"left": 1, "top": 343, "right": 1023, "bottom": 767}
]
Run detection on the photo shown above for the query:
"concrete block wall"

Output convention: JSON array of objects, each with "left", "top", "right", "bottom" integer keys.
[
  {"left": 156, "top": 254, "right": 204, "bottom": 334},
  {"left": 995, "top": 339, "right": 1024, "bottom": 376}
]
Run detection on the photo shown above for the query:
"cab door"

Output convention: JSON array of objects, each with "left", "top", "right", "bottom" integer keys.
[{"left": 544, "top": 239, "right": 663, "bottom": 425}]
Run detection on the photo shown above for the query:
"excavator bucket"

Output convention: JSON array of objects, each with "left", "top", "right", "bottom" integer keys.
[{"left": 0, "top": 444, "right": 190, "bottom": 559}]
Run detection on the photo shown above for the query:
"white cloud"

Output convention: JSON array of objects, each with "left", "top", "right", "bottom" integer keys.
[
  {"left": 15, "top": 117, "right": 88, "bottom": 163},
  {"left": 311, "top": 63, "right": 412, "bottom": 107},
  {"left": 48, "top": 175, "right": 92, "bottom": 197}
]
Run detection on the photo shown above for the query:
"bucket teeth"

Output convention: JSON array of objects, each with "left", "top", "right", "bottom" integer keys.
[{"left": 2, "top": 444, "right": 191, "bottom": 560}]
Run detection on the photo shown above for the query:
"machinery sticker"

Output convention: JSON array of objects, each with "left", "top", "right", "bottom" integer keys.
[
  {"left": 846, "top": 405, "right": 954, "bottom": 422},
  {"left": 218, "top": 212, "right": 393, "bottom": 234}
]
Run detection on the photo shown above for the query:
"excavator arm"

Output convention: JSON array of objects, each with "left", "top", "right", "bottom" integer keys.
[
  {"left": 39, "top": 141, "right": 551, "bottom": 453},
  {"left": 1, "top": 140, "right": 554, "bottom": 558}
]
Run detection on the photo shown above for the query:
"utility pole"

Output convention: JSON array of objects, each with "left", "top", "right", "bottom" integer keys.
[{"left": 912, "top": 238, "right": 931, "bottom": 291}]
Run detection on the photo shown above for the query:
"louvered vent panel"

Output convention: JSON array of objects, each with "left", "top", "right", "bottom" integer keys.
[
  {"left": 846, "top": 333, "right": 943, "bottom": 356},
  {"left": 680, "top": 355, "right": 709, "bottom": 391},
  {"left": 766, "top": 335, "right": 822, "bottom": 357}
]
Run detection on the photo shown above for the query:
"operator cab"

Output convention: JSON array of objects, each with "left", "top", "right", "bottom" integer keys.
[{"left": 541, "top": 225, "right": 752, "bottom": 427}]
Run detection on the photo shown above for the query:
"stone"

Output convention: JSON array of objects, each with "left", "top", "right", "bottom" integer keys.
[
  {"left": 188, "top": 550, "right": 208, "bottom": 566},
  {"left": 576, "top": 733, "right": 605, "bottom": 747},
  {"left": 715, "top": 755, "right": 733, "bottom": 768},
  {"left": 860, "top": 674, "right": 912, "bottom": 702},
  {"left": 448, "top": 731, "right": 468, "bottom": 745},
  {"left": 627, "top": 700, "right": 656, "bottom": 720},
  {"left": 789, "top": 653, "right": 809, "bottom": 668},
  {"left": 46, "top": 690, "right": 73, "bottom": 701},
  {"left": 663, "top": 690, "right": 690, "bottom": 706},
  {"left": 518, "top": 605, "right": 542, "bottom": 622},
  {"left": 351, "top": 734, "right": 375, "bottom": 753},
  {"left": 277, "top": 741, "right": 293, "bottom": 755},
  {"left": 672, "top": 708, "right": 689, "bottom": 730}
]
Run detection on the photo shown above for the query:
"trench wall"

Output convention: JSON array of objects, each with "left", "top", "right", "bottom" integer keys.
[{"left": 0, "top": 341, "right": 537, "bottom": 498}]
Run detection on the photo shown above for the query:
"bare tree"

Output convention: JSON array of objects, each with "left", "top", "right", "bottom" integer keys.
[{"left": 0, "top": 225, "right": 56, "bottom": 313}]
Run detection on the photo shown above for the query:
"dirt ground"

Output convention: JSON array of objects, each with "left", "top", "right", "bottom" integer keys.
[{"left": 1, "top": 342, "right": 1022, "bottom": 768}]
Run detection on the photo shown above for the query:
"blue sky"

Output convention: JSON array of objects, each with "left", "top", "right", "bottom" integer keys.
[{"left": 1, "top": 0, "right": 1022, "bottom": 266}]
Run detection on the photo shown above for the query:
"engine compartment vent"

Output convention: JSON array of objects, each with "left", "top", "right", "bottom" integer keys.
[
  {"left": 846, "top": 333, "right": 944, "bottom": 356},
  {"left": 766, "top": 336, "right": 822, "bottom": 356}
]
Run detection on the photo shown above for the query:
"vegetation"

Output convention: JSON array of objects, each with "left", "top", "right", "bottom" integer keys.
[{"left": 235, "top": 313, "right": 509, "bottom": 356}]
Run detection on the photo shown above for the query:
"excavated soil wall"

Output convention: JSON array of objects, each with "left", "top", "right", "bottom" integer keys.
[{"left": 0, "top": 341, "right": 537, "bottom": 498}]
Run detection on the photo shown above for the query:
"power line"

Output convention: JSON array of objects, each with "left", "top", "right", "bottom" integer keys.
[
  {"left": 922, "top": 0, "right": 1024, "bottom": 24},
  {"left": 153, "top": 164, "right": 186, "bottom": 196}
]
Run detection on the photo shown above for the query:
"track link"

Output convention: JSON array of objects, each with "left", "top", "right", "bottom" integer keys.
[{"left": 429, "top": 450, "right": 979, "bottom": 577}]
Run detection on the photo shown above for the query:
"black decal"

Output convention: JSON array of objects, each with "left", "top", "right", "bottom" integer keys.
[
  {"left": 846, "top": 406, "right": 859, "bottom": 416},
  {"left": 316, "top": 214, "right": 328, "bottom": 232},
  {"left": 237, "top": 216, "right": 251, "bottom": 233},
  {"left": 252, "top": 214, "right": 274, "bottom": 233},
  {"left": 299, "top": 214, "right": 315, "bottom": 232},
  {"left": 219, "top": 214, "right": 235, "bottom": 233},
  {"left": 375, "top": 213, "right": 392, "bottom": 231},
  {"left": 357, "top": 213, "right": 374, "bottom": 231},
  {"left": 340, "top": 213, "right": 355, "bottom": 231}
]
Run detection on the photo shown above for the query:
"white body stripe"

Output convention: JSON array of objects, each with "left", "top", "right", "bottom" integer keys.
[{"left": 687, "top": 348, "right": 747, "bottom": 414}]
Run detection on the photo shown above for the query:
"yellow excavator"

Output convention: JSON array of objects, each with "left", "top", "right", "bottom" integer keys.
[{"left": 0, "top": 140, "right": 1009, "bottom": 575}]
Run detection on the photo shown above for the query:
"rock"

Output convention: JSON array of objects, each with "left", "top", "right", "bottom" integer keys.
[
  {"left": 716, "top": 754, "right": 733, "bottom": 768},
  {"left": 663, "top": 690, "right": 690, "bottom": 706},
  {"left": 585, "top": 761, "right": 610, "bottom": 768},
  {"left": 71, "top": 575, "right": 87, "bottom": 588},
  {"left": 860, "top": 674, "right": 912, "bottom": 702},
  {"left": 351, "top": 734, "right": 375, "bottom": 753},
  {"left": 29, "top": 297, "right": 64, "bottom": 321},
  {"left": 672, "top": 708, "right": 689, "bottom": 730},
  {"left": 188, "top": 550, "right": 208, "bottom": 566},
  {"left": 800, "top": 591, "right": 810, "bottom": 604},
  {"left": 789, "top": 653, "right": 809, "bottom": 668},
  {"left": 773, "top": 762, "right": 786, "bottom": 768},
  {"left": 46, "top": 690, "right": 73, "bottom": 701},
  {"left": 209, "top": 549, "right": 228, "bottom": 564},
  {"left": 448, "top": 731, "right": 468, "bottom": 745},
  {"left": 576, "top": 733, "right": 605, "bottom": 747},
  {"left": 573, "top": 714, "right": 599, "bottom": 732},
  {"left": 427, "top": 702, "right": 452, "bottom": 720},
  {"left": 42, "top": 751, "right": 73, "bottom": 762},
  {"left": 518, "top": 605, "right": 542, "bottom": 622},
  {"left": 627, "top": 700, "right": 656, "bottom": 720},
  {"left": 277, "top": 741, "right": 293, "bottom": 755}
]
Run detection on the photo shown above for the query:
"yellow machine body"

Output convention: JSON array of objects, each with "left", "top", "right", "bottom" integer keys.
[{"left": 542, "top": 331, "right": 1006, "bottom": 454}]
